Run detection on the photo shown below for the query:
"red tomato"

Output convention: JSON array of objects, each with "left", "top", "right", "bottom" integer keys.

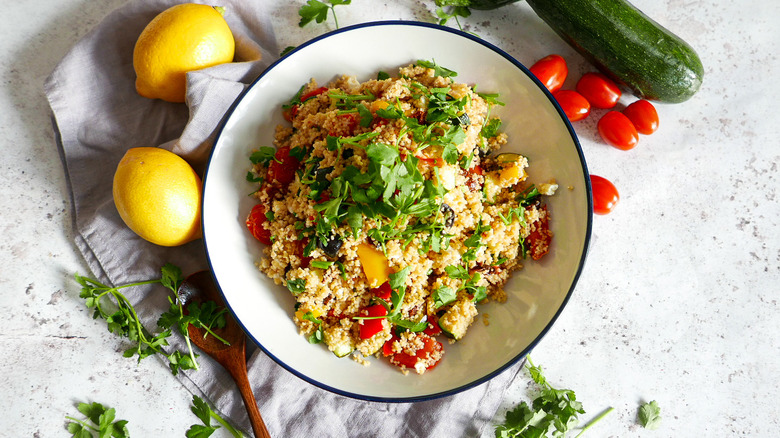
[
  {"left": 590, "top": 175, "right": 620, "bottom": 215},
  {"left": 382, "top": 334, "right": 399, "bottom": 356},
  {"left": 359, "top": 305, "right": 388, "bottom": 339},
  {"left": 623, "top": 99, "right": 659, "bottom": 135},
  {"left": 597, "top": 111, "right": 639, "bottom": 150},
  {"left": 553, "top": 90, "right": 591, "bottom": 122},
  {"left": 300, "top": 86, "right": 328, "bottom": 103},
  {"left": 266, "top": 145, "right": 300, "bottom": 187},
  {"left": 576, "top": 72, "right": 621, "bottom": 109},
  {"left": 529, "top": 54, "right": 568, "bottom": 94},
  {"left": 423, "top": 315, "right": 442, "bottom": 336},
  {"left": 294, "top": 238, "right": 312, "bottom": 269},
  {"left": 370, "top": 281, "right": 392, "bottom": 301},
  {"left": 387, "top": 333, "right": 443, "bottom": 371},
  {"left": 524, "top": 205, "right": 552, "bottom": 260},
  {"left": 246, "top": 204, "right": 271, "bottom": 245}
]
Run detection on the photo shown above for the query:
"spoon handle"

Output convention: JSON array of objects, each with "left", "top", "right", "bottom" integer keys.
[
  {"left": 222, "top": 347, "right": 272, "bottom": 438},
  {"left": 229, "top": 361, "right": 271, "bottom": 438}
]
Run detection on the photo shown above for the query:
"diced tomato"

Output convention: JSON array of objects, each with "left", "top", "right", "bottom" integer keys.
[
  {"left": 283, "top": 105, "right": 297, "bottom": 122},
  {"left": 300, "top": 86, "right": 328, "bottom": 103},
  {"left": 316, "top": 191, "right": 331, "bottom": 204},
  {"left": 295, "top": 238, "right": 312, "bottom": 268},
  {"left": 284, "top": 87, "right": 328, "bottom": 122},
  {"left": 267, "top": 145, "right": 300, "bottom": 187},
  {"left": 423, "top": 315, "right": 442, "bottom": 336},
  {"left": 359, "top": 305, "right": 387, "bottom": 339},
  {"left": 387, "top": 333, "right": 443, "bottom": 371},
  {"left": 370, "top": 281, "right": 392, "bottom": 301},
  {"left": 416, "top": 155, "right": 445, "bottom": 167},
  {"left": 382, "top": 333, "right": 400, "bottom": 356},
  {"left": 465, "top": 164, "right": 484, "bottom": 192},
  {"left": 246, "top": 204, "right": 271, "bottom": 245},
  {"left": 525, "top": 205, "right": 552, "bottom": 260}
]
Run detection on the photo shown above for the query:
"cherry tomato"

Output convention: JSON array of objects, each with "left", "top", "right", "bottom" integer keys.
[
  {"left": 576, "top": 72, "right": 621, "bottom": 109},
  {"left": 623, "top": 99, "right": 659, "bottom": 135},
  {"left": 590, "top": 175, "right": 620, "bottom": 215},
  {"left": 597, "top": 111, "right": 639, "bottom": 150},
  {"left": 387, "top": 333, "right": 443, "bottom": 371},
  {"left": 246, "top": 204, "right": 271, "bottom": 245},
  {"left": 359, "top": 305, "right": 388, "bottom": 339},
  {"left": 553, "top": 89, "right": 591, "bottom": 122},
  {"left": 266, "top": 145, "right": 300, "bottom": 187},
  {"left": 524, "top": 205, "right": 552, "bottom": 260},
  {"left": 529, "top": 54, "right": 568, "bottom": 94}
]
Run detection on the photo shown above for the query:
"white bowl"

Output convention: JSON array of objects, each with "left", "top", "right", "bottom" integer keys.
[{"left": 203, "top": 21, "right": 592, "bottom": 402}]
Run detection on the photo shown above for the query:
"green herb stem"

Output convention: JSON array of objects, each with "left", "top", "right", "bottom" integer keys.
[{"left": 574, "top": 406, "right": 614, "bottom": 437}]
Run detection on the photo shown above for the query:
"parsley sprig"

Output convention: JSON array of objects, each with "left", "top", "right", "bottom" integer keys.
[
  {"left": 75, "top": 264, "right": 228, "bottom": 375},
  {"left": 495, "top": 357, "right": 613, "bottom": 438},
  {"left": 298, "top": 0, "right": 351, "bottom": 29},
  {"left": 187, "top": 395, "right": 245, "bottom": 438},
  {"left": 66, "top": 402, "right": 129, "bottom": 438}
]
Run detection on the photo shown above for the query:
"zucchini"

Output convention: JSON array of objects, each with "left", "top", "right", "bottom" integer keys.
[
  {"left": 525, "top": 0, "right": 703, "bottom": 103},
  {"left": 436, "top": 0, "right": 703, "bottom": 103}
]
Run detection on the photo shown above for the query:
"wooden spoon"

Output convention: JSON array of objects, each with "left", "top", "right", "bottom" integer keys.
[{"left": 178, "top": 270, "right": 271, "bottom": 438}]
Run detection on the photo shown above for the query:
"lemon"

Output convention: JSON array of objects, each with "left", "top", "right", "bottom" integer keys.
[
  {"left": 113, "top": 147, "right": 202, "bottom": 247},
  {"left": 133, "top": 4, "right": 235, "bottom": 103}
]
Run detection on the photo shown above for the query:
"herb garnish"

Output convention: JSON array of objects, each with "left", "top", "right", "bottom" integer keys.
[
  {"left": 187, "top": 395, "right": 245, "bottom": 438},
  {"left": 75, "top": 264, "right": 229, "bottom": 375},
  {"left": 303, "top": 311, "right": 325, "bottom": 343},
  {"left": 298, "top": 0, "right": 351, "bottom": 29},
  {"left": 495, "top": 357, "right": 613, "bottom": 438},
  {"left": 638, "top": 400, "right": 661, "bottom": 430},
  {"left": 66, "top": 402, "right": 129, "bottom": 438}
]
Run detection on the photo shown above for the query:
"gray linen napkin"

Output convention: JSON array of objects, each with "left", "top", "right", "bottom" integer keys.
[{"left": 45, "top": 1, "right": 524, "bottom": 436}]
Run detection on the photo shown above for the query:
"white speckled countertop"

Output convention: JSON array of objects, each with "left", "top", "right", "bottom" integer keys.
[{"left": 2, "top": 0, "right": 778, "bottom": 436}]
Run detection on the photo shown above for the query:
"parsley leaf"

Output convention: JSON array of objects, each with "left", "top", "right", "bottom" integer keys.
[
  {"left": 638, "top": 400, "right": 661, "bottom": 430},
  {"left": 298, "top": 0, "right": 351, "bottom": 29},
  {"left": 65, "top": 402, "right": 129, "bottom": 438},
  {"left": 416, "top": 59, "right": 458, "bottom": 78},
  {"left": 187, "top": 395, "right": 245, "bottom": 438},
  {"left": 286, "top": 278, "right": 306, "bottom": 295},
  {"left": 432, "top": 285, "right": 456, "bottom": 308},
  {"left": 249, "top": 146, "right": 277, "bottom": 167}
]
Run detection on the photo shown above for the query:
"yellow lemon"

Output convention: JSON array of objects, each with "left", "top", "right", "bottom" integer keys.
[
  {"left": 133, "top": 4, "right": 235, "bottom": 103},
  {"left": 113, "top": 147, "right": 202, "bottom": 247}
]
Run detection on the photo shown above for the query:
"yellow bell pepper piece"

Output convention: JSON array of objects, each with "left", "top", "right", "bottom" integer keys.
[{"left": 356, "top": 242, "right": 392, "bottom": 288}]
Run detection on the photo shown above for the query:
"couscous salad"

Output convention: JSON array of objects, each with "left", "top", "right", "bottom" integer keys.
[{"left": 245, "top": 61, "right": 556, "bottom": 374}]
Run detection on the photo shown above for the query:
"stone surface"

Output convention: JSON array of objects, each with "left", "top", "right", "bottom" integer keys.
[{"left": 1, "top": 0, "right": 778, "bottom": 436}]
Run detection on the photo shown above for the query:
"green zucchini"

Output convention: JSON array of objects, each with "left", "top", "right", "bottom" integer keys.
[
  {"left": 436, "top": 0, "right": 703, "bottom": 103},
  {"left": 525, "top": 0, "right": 703, "bottom": 103}
]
